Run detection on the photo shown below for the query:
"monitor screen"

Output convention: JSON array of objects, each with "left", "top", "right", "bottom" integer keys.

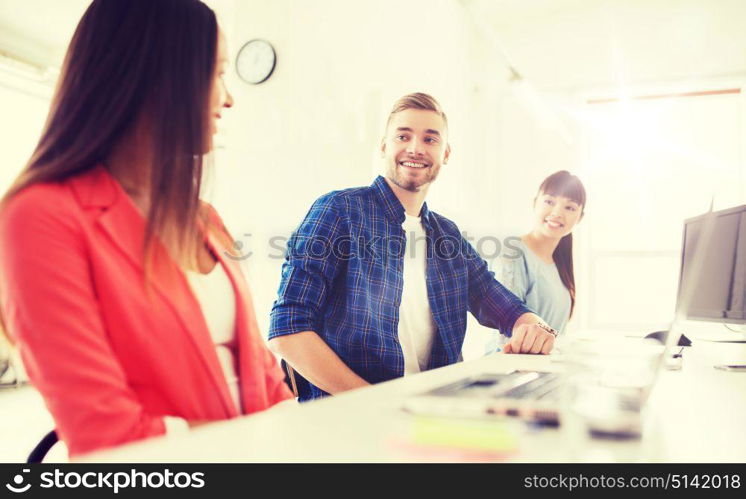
[{"left": 677, "top": 205, "right": 746, "bottom": 324}]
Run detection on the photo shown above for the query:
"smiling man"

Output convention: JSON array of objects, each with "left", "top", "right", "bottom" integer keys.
[{"left": 268, "top": 93, "right": 556, "bottom": 401}]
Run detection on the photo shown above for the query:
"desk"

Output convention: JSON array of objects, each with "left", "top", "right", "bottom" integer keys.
[{"left": 81, "top": 341, "right": 746, "bottom": 462}]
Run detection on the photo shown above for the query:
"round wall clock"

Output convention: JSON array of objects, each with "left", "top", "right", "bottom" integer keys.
[{"left": 236, "top": 39, "right": 276, "bottom": 85}]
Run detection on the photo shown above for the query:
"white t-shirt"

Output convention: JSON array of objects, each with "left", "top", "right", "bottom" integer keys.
[
  {"left": 397, "top": 214, "right": 436, "bottom": 375},
  {"left": 165, "top": 262, "right": 239, "bottom": 435},
  {"left": 186, "top": 264, "right": 240, "bottom": 410}
]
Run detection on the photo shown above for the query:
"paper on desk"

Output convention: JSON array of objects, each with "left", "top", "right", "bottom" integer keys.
[{"left": 410, "top": 415, "right": 519, "bottom": 453}]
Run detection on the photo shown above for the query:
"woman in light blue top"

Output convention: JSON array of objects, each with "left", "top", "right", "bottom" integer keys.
[{"left": 488, "top": 171, "right": 586, "bottom": 352}]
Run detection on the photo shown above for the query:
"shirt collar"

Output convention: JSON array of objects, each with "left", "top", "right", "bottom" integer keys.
[{"left": 372, "top": 176, "right": 432, "bottom": 230}]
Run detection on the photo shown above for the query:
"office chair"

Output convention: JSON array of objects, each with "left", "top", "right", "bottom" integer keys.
[
  {"left": 27, "top": 430, "right": 58, "bottom": 463},
  {"left": 280, "top": 359, "right": 310, "bottom": 400}
]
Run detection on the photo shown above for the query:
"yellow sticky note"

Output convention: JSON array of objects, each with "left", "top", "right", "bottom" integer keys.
[{"left": 411, "top": 415, "right": 519, "bottom": 452}]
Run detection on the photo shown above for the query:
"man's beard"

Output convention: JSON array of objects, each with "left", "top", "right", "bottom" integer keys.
[{"left": 386, "top": 162, "right": 440, "bottom": 192}]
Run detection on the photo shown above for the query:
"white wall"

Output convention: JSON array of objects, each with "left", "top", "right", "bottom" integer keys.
[{"left": 482, "top": 0, "right": 746, "bottom": 92}]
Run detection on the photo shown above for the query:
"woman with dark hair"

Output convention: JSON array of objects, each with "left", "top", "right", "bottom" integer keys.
[
  {"left": 0, "top": 0, "right": 292, "bottom": 456},
  {"left": 488, "top": 171, "right": 586, "bottom": 352}
]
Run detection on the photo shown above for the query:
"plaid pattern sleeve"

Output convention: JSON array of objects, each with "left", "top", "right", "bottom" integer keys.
[
  {"left": 269, "top": 193, "right": 347, "bottom": 338},
  {"left": 462, "top": 235, "right": 532, "bottom": 336}
]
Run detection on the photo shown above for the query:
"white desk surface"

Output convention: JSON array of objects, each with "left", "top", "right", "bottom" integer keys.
[{"left": 80, "top": 341, "right": 746, "bottom": 463}]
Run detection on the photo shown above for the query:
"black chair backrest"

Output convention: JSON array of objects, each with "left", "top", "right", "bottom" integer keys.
[
  {"left": 27, "top": 430, "right": 58, "bottom": 463},
  {"left": 280, "top": 359, "right": 311, "bottom": 400}
]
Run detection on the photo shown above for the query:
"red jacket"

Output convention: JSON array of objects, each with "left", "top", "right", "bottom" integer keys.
[{"left": 0, "top": 166, "right": 293, "bottom": 456}]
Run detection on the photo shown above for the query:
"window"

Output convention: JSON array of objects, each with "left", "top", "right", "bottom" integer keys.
[{"left": 577, "top": 87, "right": 745, "bottom": 332}]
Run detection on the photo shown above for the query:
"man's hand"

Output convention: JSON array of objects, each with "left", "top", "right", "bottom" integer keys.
[{"left": 503, "top": 322, "right": 555, "bottom": 354}]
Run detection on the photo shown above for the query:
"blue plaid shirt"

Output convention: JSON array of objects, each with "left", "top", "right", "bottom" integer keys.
[{"left": 269, "top": 176, "right": 531, "bottom": 401}]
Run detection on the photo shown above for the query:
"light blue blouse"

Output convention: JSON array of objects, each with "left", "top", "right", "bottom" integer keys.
[{"left": 486, "top": 239, "right": 571, "bottom": 353}]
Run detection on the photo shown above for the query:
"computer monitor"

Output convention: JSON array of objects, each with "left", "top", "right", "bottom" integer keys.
[{"left": 676, "top": 204, "right": 746, "bottom": 324}]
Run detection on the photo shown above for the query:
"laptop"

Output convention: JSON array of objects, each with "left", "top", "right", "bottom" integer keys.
[
  {"left": 402, "top": 369, "right": 564, "bottom": 425},
  {"left": 402, "top": 209, "right": 720, "bottom": 432},
  {"left": 402, "top": 339, "right": 673, "bottom": 440}
]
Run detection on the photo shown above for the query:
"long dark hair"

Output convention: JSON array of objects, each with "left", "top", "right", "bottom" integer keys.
[
  {"left": 537, "top": 170, "right": 586, "bottom": 317},
  {"left": 2, "top": 0, "right": 218, "bottom": 267}
]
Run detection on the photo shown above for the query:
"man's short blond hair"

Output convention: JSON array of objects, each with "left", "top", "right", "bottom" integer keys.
[{"left": 386, "top": 92, "right": 448, "bottom": 133}]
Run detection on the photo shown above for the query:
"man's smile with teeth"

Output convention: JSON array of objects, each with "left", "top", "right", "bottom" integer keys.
[{"left": 400, "top": 161, "right": 428, "bottom": 169}]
